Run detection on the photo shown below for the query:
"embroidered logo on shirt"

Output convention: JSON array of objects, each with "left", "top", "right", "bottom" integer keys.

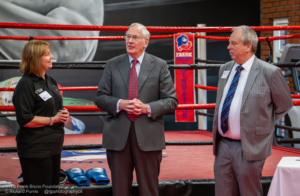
[{"left": 52, "top": 85, "right": 60, "bottom": 93}]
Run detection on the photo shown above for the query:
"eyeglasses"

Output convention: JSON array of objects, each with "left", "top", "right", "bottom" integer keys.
[{"left": 125, "top": 35, "right": 142, "bottom": 42}]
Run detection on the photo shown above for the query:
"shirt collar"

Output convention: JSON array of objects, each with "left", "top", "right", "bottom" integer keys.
[
  {"left": 128, "top": 52, "right": 145, "bottom": 65},
  {"left": 24, "top": 72, "right": 48, "bottom": 81},
  {"left": 234, "top": 55, "right": 255, "bottom": 72}
]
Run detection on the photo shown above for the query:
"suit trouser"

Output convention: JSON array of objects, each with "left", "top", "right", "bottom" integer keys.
[
  {"left": 107, "top": 122, "right": 162, "bottom": 196},
  {"left": 214, "top": 138, "right": 266, "bottom": 196},
  {"left": 19, "top": 153, "right": 61, "bottom": 196}
]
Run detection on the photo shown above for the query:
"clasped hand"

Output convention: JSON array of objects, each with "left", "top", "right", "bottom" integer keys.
[
  {"left": 53, "top": 108, "right": 70, "bottom": 123},
  {"left": 120, "top": 98, "right": 148, "bottom": 116}
]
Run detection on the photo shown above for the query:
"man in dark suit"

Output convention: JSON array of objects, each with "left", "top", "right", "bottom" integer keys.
[
  {"left": 96, "top": 23, "right": 178, "bottom": 196},
  {"left": 213, "top": 25, "right": 293, "bottom": 196}
]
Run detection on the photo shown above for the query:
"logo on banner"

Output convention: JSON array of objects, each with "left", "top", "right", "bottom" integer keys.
[{"left": 176, "top": 34, "right": 192, "bottom": 51}]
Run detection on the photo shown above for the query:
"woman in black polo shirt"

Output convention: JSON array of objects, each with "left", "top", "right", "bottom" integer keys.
[{"left": 12, "top": 40, "right": 69, "bottom": 195}]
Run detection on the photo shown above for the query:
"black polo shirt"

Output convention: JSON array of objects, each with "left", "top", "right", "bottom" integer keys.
[{"left": 12, "top": 73, "right": 64, "bottom": 158}]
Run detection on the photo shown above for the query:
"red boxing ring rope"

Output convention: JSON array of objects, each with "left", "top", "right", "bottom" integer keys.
[
  {"left": 0, "top": 35, "right": 173, "bottom": 41},
  {"left": 195, "top": 85, "right": 218, "bottom": 91},
  {"left": 2, "top": 86, "right": 300, "bottom": 100},
  {"left": 195, "top": 86, "right": 300, "bottom": 99},
  {"left": 58, "top": 87, "right": 98, "bottom": 91},
  {"left": 291, "top": 94, "right": 300, "bottom": 99},
  {"left": 0, "top": 87, "right": 98, "bottom": 92},
  {"left": 195, "top": 34, "right": 300, "bottom": 42},
  {"left": 1, "top": 101, "right": 300, "bottom": 112},
  {"left": 259, "top": 34, "right": 300, "bottom": 42},
  {"left": 0, "top": 104, "right": 216, "bottom": 112},
  {"left": 1, "top": 22, "right": 300, "bottom": 33},
  {"left": 0, "top": 34, "right": 298, "bottom": 42},
  {"left": 0, "top": 88, "right": 15, "bottom": 91},
  {"left": 195, "top": 35, "right": 229, "bottom": 41}
]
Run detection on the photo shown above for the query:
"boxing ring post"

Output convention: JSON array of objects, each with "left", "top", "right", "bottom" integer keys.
[{"left": 197, "top": 24, "right": 207, "bottom": 130}]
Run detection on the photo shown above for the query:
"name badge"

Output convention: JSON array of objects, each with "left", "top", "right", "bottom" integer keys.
[
  {"left": 221, "top": 71, "right": 230, "bottom": 79},
  {"left": 39, "top": 91, "right": 52, "bottom": 101}
]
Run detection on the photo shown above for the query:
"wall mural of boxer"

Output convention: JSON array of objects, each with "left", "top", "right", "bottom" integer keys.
[{"left": 0, "top": 0, "right": 260, "bottom": 136}]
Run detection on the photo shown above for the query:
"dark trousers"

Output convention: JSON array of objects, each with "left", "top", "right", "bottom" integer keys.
[
  {"left": 107, "top": 122, "right": 162, "bottom": 196},
  {"left": 19, "top": 153, "right": 61, "bottom": 196}
]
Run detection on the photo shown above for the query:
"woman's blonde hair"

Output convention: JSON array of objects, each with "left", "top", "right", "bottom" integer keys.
[{"left": 19, "top": 40, "right": 51, "bottom": 76}]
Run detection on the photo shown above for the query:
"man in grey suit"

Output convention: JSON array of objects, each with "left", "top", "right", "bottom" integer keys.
[
  {"left": 96, "top": 23, "right": 178, "bottom": 196},
  {"left": 213, "top": 25, "right": 293, "bottom": 196}
]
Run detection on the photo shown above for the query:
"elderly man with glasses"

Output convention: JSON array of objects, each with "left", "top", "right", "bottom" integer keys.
[{"left": 96, "top": 23, "right": 178, "bottom": 196}]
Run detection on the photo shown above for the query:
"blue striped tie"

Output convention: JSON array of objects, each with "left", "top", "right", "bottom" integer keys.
[{"left": 221, "top": 65, "right": 244, "bottom": 134}]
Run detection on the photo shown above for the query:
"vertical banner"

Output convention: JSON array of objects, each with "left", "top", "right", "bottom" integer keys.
[{"left": 174, "top": 33, "right": 195, "bottom": 122}]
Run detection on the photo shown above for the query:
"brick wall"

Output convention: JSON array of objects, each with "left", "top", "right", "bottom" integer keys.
[{"left": 261, "top": 0, "right": 300, "bottom": 61}]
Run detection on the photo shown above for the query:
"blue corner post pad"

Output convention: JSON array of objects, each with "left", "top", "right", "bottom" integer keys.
[
  {"left": 65, "top": 168, "right": 90, "bottom": 186},
  {"left": 86, "top": 168, "right": 110, "bottom": 185}
]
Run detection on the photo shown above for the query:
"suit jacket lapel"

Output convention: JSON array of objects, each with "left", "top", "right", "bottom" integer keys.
[
  {"left": 138, "top": 53, "right": 154, "bottom": 92},
  {"left": 117, "top": 54, "right": 131, "bottom": 90},
  {"left": 241, "top": 57, "right": 259, "bottom": 107}
]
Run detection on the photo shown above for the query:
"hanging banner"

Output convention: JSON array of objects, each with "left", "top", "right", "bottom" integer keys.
[{"left": 174, "top": 33, "right": 195, "bottom": 122}]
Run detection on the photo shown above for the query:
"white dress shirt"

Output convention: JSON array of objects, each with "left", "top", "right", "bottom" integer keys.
[
  {"left": 128, "top": 52, "right": 144, "bottom": 76},
  {"left": 218, "top": 55, "right": 255, "bottom": 140}
]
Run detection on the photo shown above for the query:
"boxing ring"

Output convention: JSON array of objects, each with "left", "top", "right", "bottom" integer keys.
[{"left": 1, "top": 23, "right": 300, "bottom": 196}]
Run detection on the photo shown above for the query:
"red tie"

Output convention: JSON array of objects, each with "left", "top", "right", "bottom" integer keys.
[{"left": 127, "top": 59, "right": 139, "bottom": 121}]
